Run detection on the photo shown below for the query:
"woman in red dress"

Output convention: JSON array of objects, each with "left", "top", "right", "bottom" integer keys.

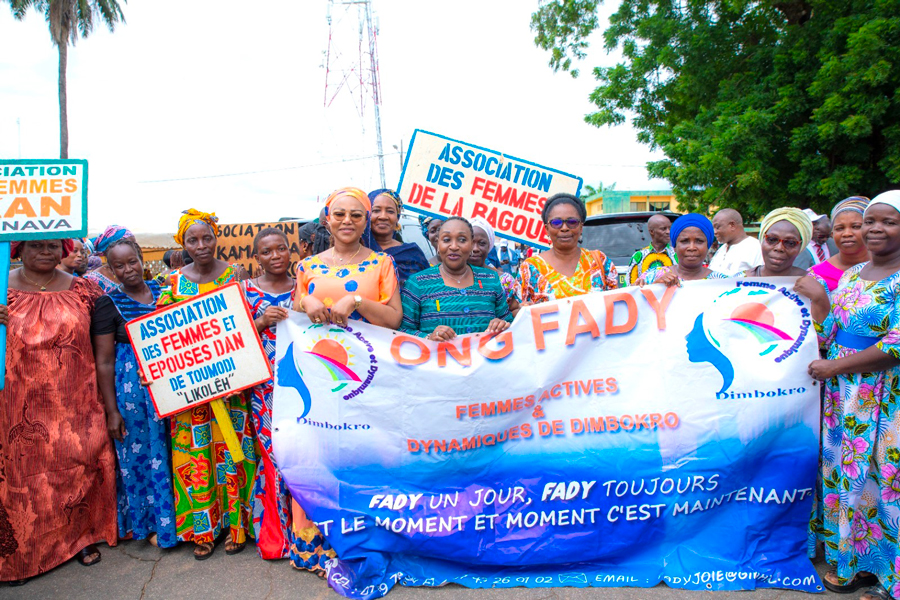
[{"left": 0, "top": 239, "right": 117, "bottom": 585}]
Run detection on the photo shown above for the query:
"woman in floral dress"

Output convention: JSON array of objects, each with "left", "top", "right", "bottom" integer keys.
[
  {"left": 803, "top": 191, "right": 900, "bottom": 600},
  {"left": 242, "top": 228, "right": 294, "bottom": 559},
  {"left": 93, "top": 238, "right": 178, "bottom": 549}
]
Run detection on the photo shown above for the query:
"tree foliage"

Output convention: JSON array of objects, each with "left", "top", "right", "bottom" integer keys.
[
  {"left": 6, "top": 0, "right": 126, "bottom": 158},
  {"left": 532, "top": 0, "right": 900, "bottom": 217}
]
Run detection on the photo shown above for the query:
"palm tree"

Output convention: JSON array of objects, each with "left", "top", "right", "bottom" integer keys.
[
  {"left": 6, "top": 0, "right": 126, "bottom": 158},
  {"left": 581, "top": 181, "right": 615, "bottom": 199}
]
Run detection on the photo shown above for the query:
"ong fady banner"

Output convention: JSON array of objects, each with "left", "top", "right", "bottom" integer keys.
[
  {"left": 272, "top": 278, "right": 821, "bottom": 598},
  {"left": 397, "top": 130, "right": 582, "bottom": 248}
]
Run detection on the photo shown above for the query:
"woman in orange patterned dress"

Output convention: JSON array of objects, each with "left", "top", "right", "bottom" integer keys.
[
  {"left": 0, "top": 239, "right": 117, "bottom": 585},
  {"left": 289, "top": 188, "right": 402, "bottom": 576},
  {"left": 157, "top": 210, "right": 256, "bottom": 561},
  {"left": 518, "top": 193, "right": 618, "bottom": 303}
]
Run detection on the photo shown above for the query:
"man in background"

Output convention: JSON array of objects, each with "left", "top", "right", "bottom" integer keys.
[
  {"left": 628, "top": 214, "right": 677, "bottom": 285},
  {"left": 793, "top": 209, "right": 838, "bottom": 270},
  {"left": 709, "top": 208, "right": 763, "bottom": 275},
  {"left": 497, "top": 240, "right": 520, "bottom": 276}
]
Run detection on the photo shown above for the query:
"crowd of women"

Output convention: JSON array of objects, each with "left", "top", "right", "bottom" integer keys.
[{"left": 1, "top": 184, "right": 899, "bottom": 600}]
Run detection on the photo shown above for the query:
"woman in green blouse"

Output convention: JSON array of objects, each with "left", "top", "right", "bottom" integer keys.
[{"left": 401, "top": 217, "right": 512, "bottom": 341}]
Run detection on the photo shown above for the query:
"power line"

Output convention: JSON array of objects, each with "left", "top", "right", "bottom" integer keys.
[{"left": 137, "top": 152, "right": 399, "bottom": 184}]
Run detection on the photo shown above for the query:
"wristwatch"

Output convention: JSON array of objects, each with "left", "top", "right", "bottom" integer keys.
[{"left": 353, "top": 294, "right": 362, "bottom": 310}]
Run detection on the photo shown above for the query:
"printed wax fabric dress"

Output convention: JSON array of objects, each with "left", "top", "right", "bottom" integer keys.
[
  {"left": 84, "top": 269, "right": 119, "bottom": 294},
  {"left": 242, "top": 279, "right": 294, "bottom": 559},
  {"left": 157, "top": 266, "right": 257, "bottom": 546},
  {"left": 627, "top": 244, "right": 678, "bottom": 285},
  {"left": 0, "top": 278, "right": 118, "bottom": 581},
  {"left": 400, "top": 266, "right": 513, "bottom": 337},
  {"left": 498, "top": 272, "right": 521, "bottom": 304},
  {"left": 518, "top": 248, "right": 618, "bottom": 303},
  {"left": 809, "top": 262, "right": 900, "bottom": 592},
  {"left": 91, "top": 280, "right": 178, "bottom": 548}
]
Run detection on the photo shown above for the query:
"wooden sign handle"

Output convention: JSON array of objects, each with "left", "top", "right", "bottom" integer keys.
[{"left": 210, "top": 397, "right": 245, "bottom": 463}]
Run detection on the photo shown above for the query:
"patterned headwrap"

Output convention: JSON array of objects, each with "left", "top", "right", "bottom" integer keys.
[
  {"left": 324, "top": 187, "right": 371, "bottom": 216},
  {"left": 470, "top": 216, "right": 496, "bottom": 252},
  {"left": 175, "top": 209, "right": 219, "bottom": 247},
  {"left": 83, "top": 224, "right": 134, "bottom": 256},
  {"left": 418, "top": 214, "right": 446, "bottom": 238},
  {"left": 760, "top": 207, "right": 813, "bottom": 248},
  {"left": 866, "top": 190, "right": 900, "bottom": 217},
  {"left": 831, "top": 196, "right": 870, "bottom": 221},
  {"left": 368, "top": 188, "right": 403, "bottom": 232},
  {"left": 670, "top": 213, "right": 715, "bottom": 249},
  {"left": 10, "top": 238, "right": 75, "bottom": 259}
]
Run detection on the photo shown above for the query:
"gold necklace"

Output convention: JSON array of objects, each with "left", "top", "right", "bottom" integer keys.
[
  {"left": 332, "top": 244, "right": 363, "bottom": 264},
  {"left": 21, "top": 269, "right": 56, "bottom": 291}
]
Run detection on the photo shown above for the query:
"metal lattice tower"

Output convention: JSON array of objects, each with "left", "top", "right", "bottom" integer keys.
[{"left": 323, "top": 0, "right": 386, "bottom": 188}]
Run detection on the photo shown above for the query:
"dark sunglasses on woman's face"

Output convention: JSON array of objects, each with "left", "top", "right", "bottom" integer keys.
[
  {"left": 547, "top": 218, "right": 582, "bottom": 230},
  {"left": 764, "top": 235, "right": 800, "bottom": 250}
]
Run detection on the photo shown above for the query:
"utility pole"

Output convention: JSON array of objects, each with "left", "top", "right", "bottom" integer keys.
[
  {"left": 364, "top": 0, "right": 385, "bottom": 188},
  {"left": 324, "top": 0, "right": 386, "bottom": 188}
]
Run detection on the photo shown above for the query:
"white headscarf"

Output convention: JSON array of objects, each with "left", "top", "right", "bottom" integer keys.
[
  {"left": 866, "top": 190, "right": 900, "bottom": 216},
  {"left": 469, "top": 217, "right": 495, "bottom": 251}
]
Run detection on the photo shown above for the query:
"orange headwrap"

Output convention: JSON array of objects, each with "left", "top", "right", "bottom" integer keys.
[
  {"left": 324, "top": 187, "right": 372, "bottom": 215},
  {"left": 175, "top": 209, "right": 219, "bottom": 247}
]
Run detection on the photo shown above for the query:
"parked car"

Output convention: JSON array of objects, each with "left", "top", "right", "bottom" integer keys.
[
  {"left": 399, "top": 214, "right": 434, "bottom": 258},
  {"left": 581, "top": 211, "right": 681, "bottom": 287}
]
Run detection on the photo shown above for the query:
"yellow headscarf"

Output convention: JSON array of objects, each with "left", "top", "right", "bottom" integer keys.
[
  {"left": 759, "top": 207, "right": 813, "bottom": 248},
  {"left": 175, "top": 209, "right": 220, "bottom": 247},
  {"left": 325, "top": 187, "right": 372, "bottom": 215}
]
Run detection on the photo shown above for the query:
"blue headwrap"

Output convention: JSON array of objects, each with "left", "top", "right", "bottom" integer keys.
[
  {"left": 418, "top": 214, "right": 446, "bottom": 238},
  {"left": 670, "top": 214, "right": 715, "bottom": 249}
]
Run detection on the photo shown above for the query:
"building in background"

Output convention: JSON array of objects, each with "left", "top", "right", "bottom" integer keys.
[{"left": 583, "top": 189, "right": 678, "bottom": 215}]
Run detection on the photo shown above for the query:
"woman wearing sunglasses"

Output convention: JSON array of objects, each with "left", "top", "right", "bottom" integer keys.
[
  {"left": 518, "top": 193, "right": 618, "bottom": 304},
  {"left": 639, "top": 213, "right": 729, "bottom": 285},
  {"left": 743, "top": 208, "right": 813, "bottom": 278}
]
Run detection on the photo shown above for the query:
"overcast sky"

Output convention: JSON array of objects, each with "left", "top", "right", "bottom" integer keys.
[{"left": 0, "top": 0, "right": 668, "bottom": 233}]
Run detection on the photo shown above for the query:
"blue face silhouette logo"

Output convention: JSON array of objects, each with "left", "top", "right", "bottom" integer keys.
[{"left": 685, "top": 313, "right": 734, "bottom": 394}]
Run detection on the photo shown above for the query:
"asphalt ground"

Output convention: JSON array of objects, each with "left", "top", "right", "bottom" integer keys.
[{"left": 0, "top": 539, "right": 874, "bottom": 600}]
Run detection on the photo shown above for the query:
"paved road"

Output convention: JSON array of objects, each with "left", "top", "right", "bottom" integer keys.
[{"left": 0, "top": 540, "right": 872, "bottom": 600}]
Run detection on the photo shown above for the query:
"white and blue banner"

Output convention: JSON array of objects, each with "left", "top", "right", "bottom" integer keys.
[{"left": 272, "top": 279, "right": 822, "bottom": 598}]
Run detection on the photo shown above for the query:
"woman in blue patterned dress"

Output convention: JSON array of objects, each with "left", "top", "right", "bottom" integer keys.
[
  {"left": 242, "top": 228, "right": 295, "bottom": 560},
  {"left": 801, "top": 191, "right": 900, "bottom": 600},
  {"left": 92, "top": 238, "right": 178, "bottom": 548}
]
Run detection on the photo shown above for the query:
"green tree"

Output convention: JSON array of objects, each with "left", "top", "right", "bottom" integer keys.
[
  {"left": 6, "top": 0, "right": 126, "bottom": 158},
  {"left": 532, "top": 0, "right": 900, "bottom": 218}
]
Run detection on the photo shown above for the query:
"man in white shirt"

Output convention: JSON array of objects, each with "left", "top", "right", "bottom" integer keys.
[{"left": 709, "top": 208, "right": 763, "bottom": 275}]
